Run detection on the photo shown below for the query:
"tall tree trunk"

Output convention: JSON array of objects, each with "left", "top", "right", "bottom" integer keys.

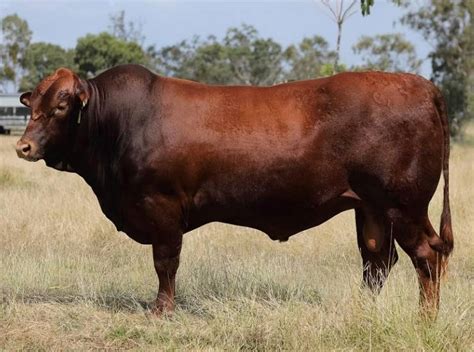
[{"left": 334, "top": 21, "right": 342, "bottom": 73}]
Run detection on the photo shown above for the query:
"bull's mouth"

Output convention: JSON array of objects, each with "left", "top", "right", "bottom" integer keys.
[
  {"left": 23, "top": 156, "right": 40, "bottom": 162},
  {"left": 16, "top": 150, "right": 66, "bottom": 170},
  {"left": 15, "top": 148, "right": 41, "bottom": 162}
]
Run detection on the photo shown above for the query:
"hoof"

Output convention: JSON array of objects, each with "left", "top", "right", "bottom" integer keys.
[{"left": 149, "top": 300, "right": 175, "bottom": 317}]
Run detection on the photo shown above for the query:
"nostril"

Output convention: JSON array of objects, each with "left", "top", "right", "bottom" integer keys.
[{"left": 21, "top": 143, "right": 31, "bottom": 154}]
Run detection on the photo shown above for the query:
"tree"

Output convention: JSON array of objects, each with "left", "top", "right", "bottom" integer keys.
[
  {"left": 20, "top": 43, "right": 75, "bottom": 91},
  {"left": 0, "top": 14, "right": 32, "bottom": 92},
  {"left": 74, "top": 32, "right": 148, "bottom": 78},
  {"left": 402, "top": 0, "right": 473, "bottom": 136},
  {"left": 109, "top": 10, "right": 145, "bottom": 44},
  {"left": 155, "top": 36, "right": 235, "bottom": 84},
  {"left": 155, "top": 25, "right": 287, "bottom": 85},
  {"left": 352, "top": 33, "right": 421, "bottom": 72},
  {"left": 284, "top": 36, "right": 336, "bottom": 80},
  {"left": 223, "top": 24, "right": 285, "bottom": 85},
  {"left": 320, "top": 0, "right": 358, "bottom": 73}
]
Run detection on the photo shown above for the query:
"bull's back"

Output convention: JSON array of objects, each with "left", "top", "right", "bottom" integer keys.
[{"left": 158, "top": 71, "right": 442, "bottom": 177}]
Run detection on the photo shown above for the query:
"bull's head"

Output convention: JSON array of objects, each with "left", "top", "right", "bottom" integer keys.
[{"left": 16, "top": 68, "right": 89, "bottom": 169}]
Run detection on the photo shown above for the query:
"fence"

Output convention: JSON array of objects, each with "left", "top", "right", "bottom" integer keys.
[{"left": 0, "top": 115, "right": 29, "bottom": 135}]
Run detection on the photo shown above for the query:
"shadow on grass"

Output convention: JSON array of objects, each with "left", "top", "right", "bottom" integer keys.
[
  {"left": 1, "top": 284, "right": 322, "bottom": 318},
  {"left": 1, "top": 290, "right": 152, "bottom": 313}
]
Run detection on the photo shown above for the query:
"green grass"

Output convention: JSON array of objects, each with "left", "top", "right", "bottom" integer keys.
[{"left": 0, "top": 128, "right": 473, "bottom": 350}]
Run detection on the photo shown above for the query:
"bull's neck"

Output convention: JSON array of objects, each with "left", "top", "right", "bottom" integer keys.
[{"left": 69, "top": 79, "right": 122, "bottom": 193}]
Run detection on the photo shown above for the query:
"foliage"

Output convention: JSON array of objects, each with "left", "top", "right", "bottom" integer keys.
[
  {"left": 155, "top": 36, "right": 235, "bottom": 84},
  {"left": 320, "top": 63, "right": 347, "bottom": 77},
  {"left": 74, "top": 32, "right": 148, "bottom": 78},
  {"left": 0, "top": 14, "right": 32, "bottom": 92},
  {"left": 155, "top": 25, "right": 338, "bottom": 85},
  {"left": 360, "top": 0, "right": 403, "bottom": 16},
  {"left": 20, "top": 43, "right": 76, "bottom": 91},
  {"left": 285, "top": 36, "right": 337, "bottom": 80},
  {"left": 223, "top": 25, "right": 286, "bottom": 85},
  {"left": 402, "top": 0, "right": 473, "bottom": 136},
  {"left": 155, "top": 25, "right": 288, "bottom": 85},
  {"left": 352, "top": 33, "right": 421, "bottom": 73}
]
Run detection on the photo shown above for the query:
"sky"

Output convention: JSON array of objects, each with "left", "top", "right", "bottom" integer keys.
[{"left": 0, "top": 0, "right": 432, "bottom": 77}]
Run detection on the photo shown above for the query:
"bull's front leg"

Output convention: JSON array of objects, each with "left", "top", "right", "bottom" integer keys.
[{"left": 151, "top": 238, "right": 182, "bottom": 315}]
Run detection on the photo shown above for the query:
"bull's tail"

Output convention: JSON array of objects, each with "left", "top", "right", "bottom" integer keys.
[{"left": 434, "top": 89, "right": 454, "bottom": 274}]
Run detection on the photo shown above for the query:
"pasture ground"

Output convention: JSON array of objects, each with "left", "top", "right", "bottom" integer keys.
[{"left": 1, "top": 127, "right": 473, "bottom": 351}]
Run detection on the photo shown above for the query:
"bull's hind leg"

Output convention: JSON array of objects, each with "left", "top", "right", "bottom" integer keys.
[
  {"left": 355, "top": 208, "right": 398, "bottom": 294},
  {"left": 390, "top": 211, "right": 443, "bottom": 318}
]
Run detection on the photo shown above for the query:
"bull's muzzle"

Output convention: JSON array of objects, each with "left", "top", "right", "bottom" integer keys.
[{"left": 15, "top": 139, "right": 37, "bottom": 161}]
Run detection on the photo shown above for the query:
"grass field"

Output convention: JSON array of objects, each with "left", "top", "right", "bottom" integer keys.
[{"left": 1, "top": 127, "right": 473, "bottom": 351}]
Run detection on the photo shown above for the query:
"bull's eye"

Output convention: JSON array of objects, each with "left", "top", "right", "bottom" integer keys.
[{"left": 51, "top": 104, "right": 67, "bottom": 117}]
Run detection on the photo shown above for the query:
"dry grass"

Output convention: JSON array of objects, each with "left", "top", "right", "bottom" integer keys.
[{"left": 0, "top": 127, "right": 473, "bottom": 351}]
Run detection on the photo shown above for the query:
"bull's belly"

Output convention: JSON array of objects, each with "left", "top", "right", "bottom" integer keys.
[{"left": 188, "top": 191, "right": 360, "bottom": 240}]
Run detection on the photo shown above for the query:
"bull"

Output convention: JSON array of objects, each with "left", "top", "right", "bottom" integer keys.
[{"left": 16, "top": 65, "right": 453, "bottom": 318}]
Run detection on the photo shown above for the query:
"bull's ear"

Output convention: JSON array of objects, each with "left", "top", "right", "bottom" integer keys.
[{"left": 20, "top": 92, "right": 32, "bottom": 107}]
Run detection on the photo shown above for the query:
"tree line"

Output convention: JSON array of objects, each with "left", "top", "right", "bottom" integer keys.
[{"left": 0, "top": 0, "right": 472, "bottom": 136}]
